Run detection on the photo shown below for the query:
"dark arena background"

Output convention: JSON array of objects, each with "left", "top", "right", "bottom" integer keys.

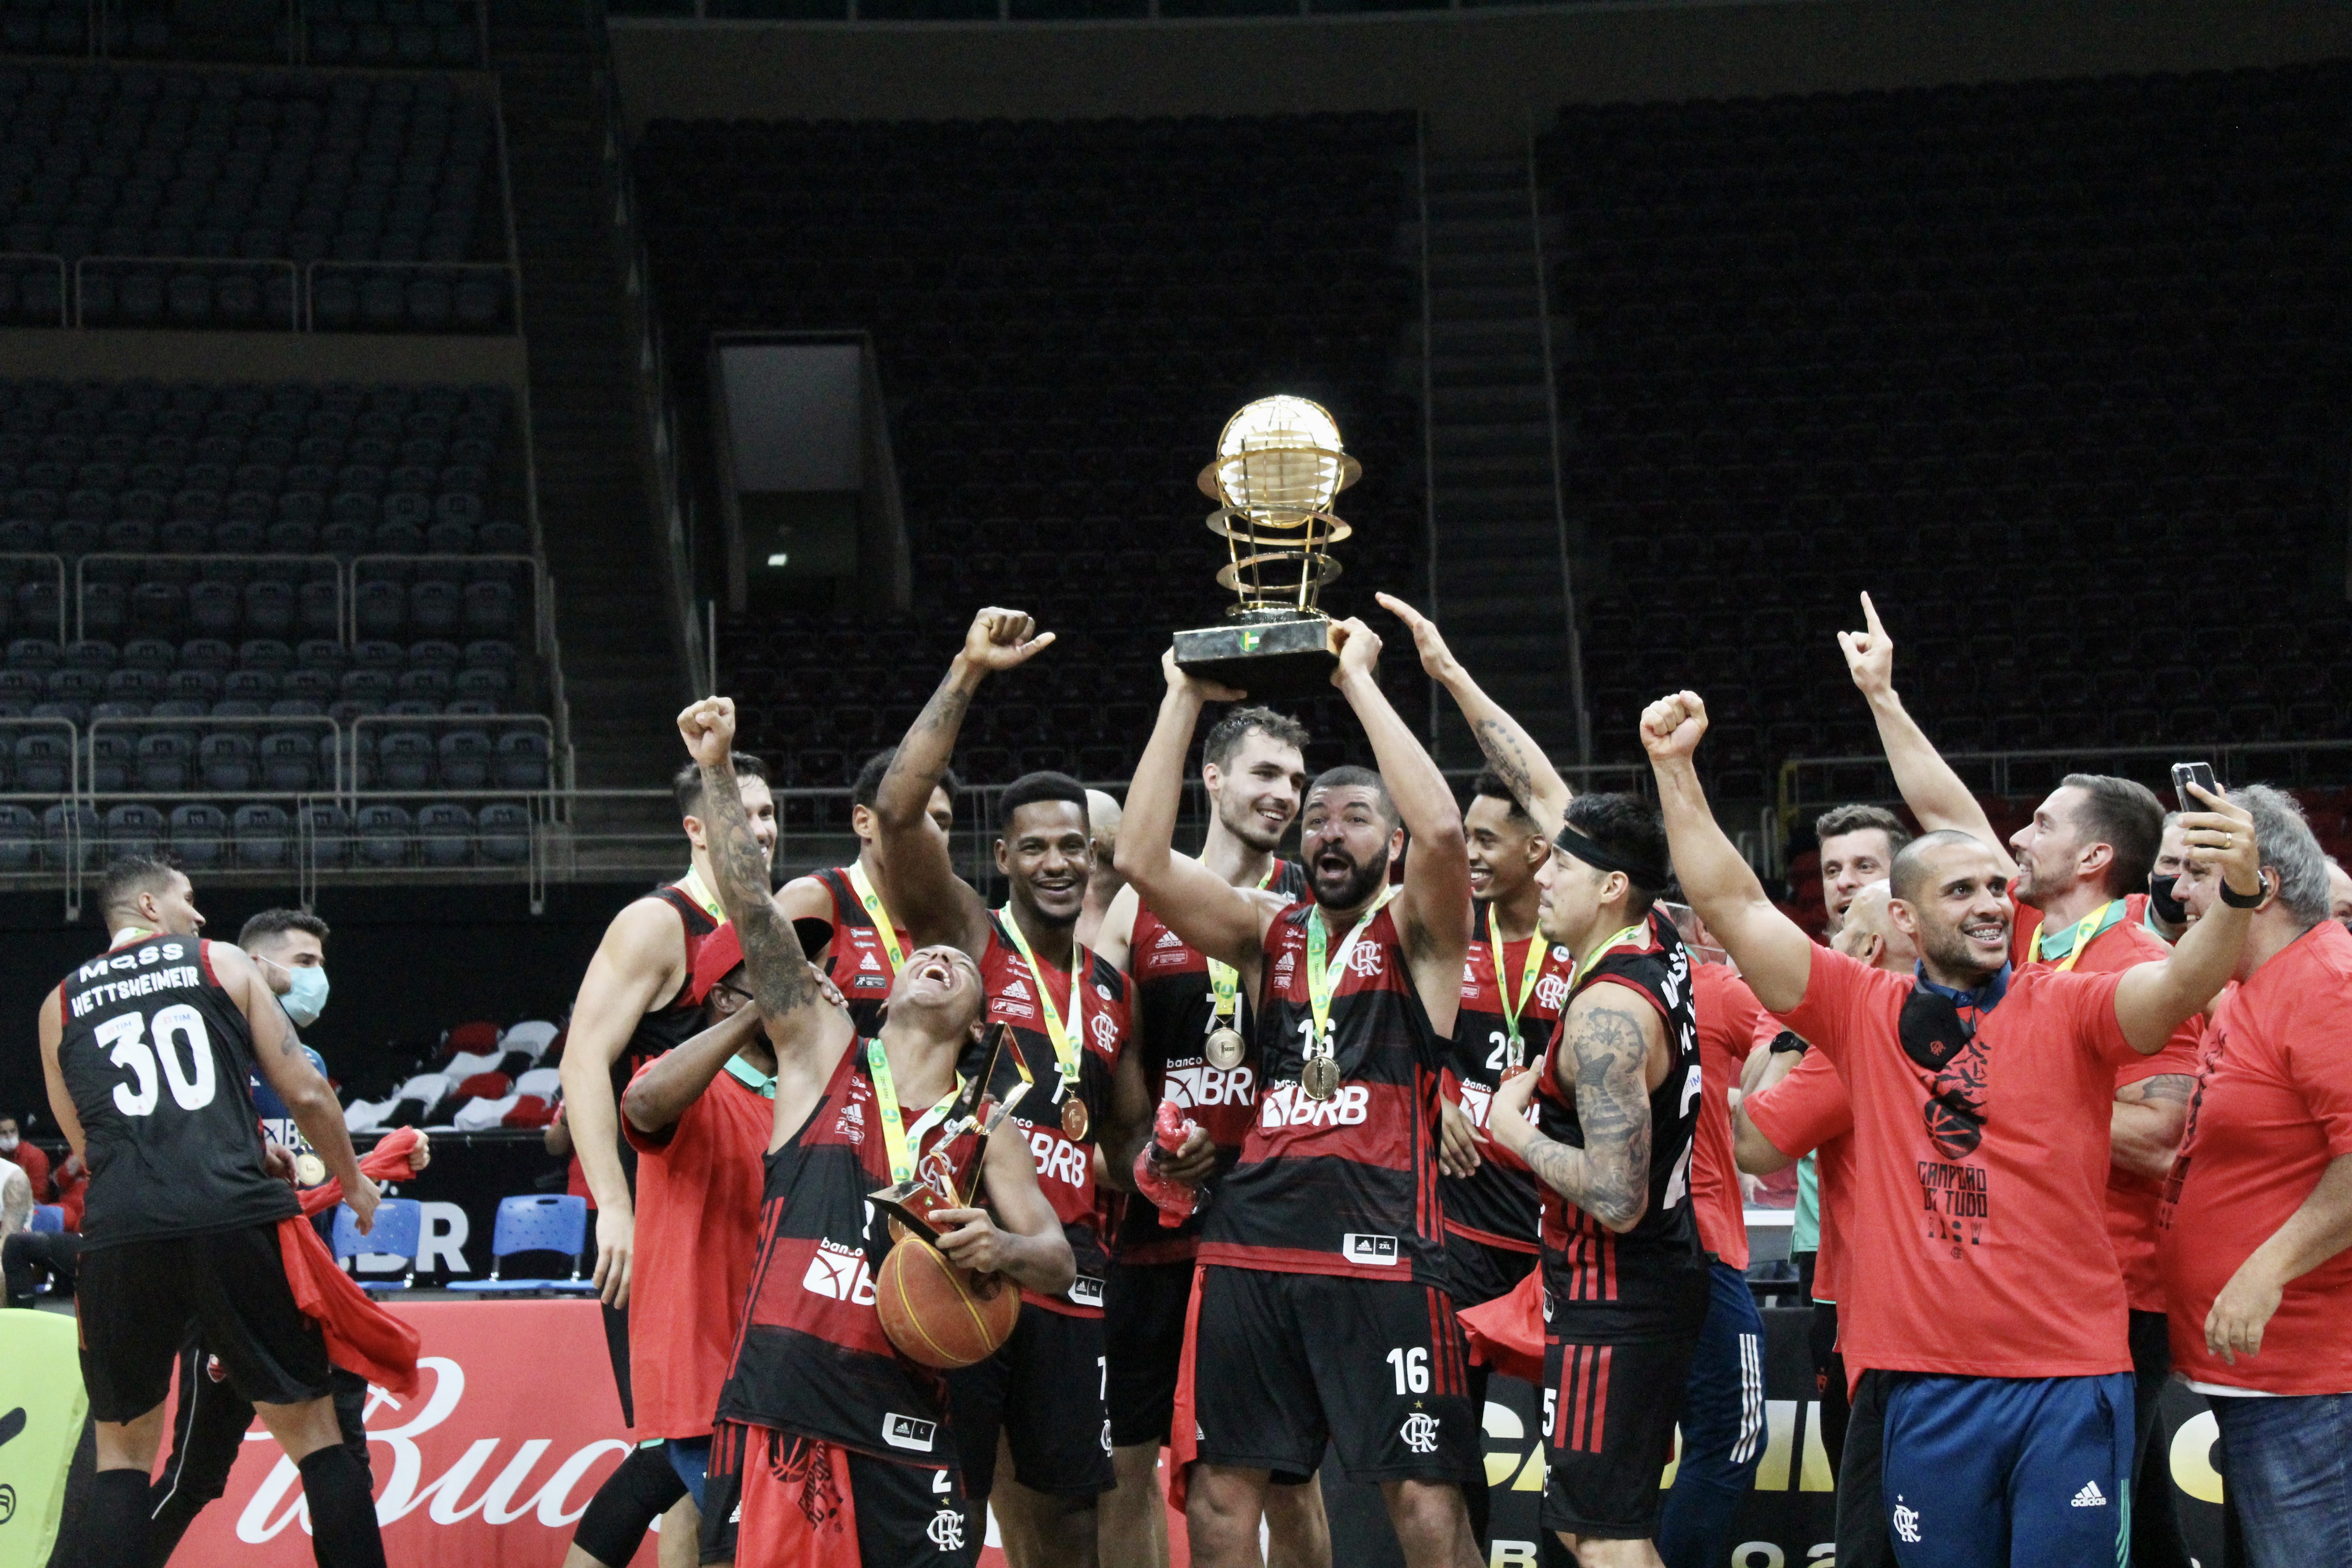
[{"left": 0, "top": 0, "right": 2346, "bottom": 1563}]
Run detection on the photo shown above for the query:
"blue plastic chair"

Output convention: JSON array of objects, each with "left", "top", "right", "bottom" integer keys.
[
  {"left": 29, "top": 1204, "right": 63, "bottom": 1234},
  {"left": 444, "top": 1194, "right": 596, "bottom": 1294},
  {"left": 330, "top": 1197, "right": 422, "bottom": 1291}
]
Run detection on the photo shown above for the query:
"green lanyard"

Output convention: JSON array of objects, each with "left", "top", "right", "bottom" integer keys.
[
  {"left": 865, "top": 1038, "right": 957, "bottom": 1186},
  {"left": 1303, "top": 885, "right": 1398, "bottom": 1056},
  {"left": 723, "top": 1055, "right": 776, "bottom": 1099},
  {"left": 847, "top": 859, "right": 908, "bottom": 980},
  {"left": 1206, "top": 862, "right": 1282, "bottom": 1024},
  {"left": 676, "top": 867, "right": 725, "bottom": 923},
  {"left": 1570, "top": 921, "right": 1648, "bottom": 993},
  {"left": 1489, "top": 903, "right": 1549, "bottom": 1069},
  {"left": 2034, "top": 900, "right": 2126, "bottom": 972},
  {"left": 997, "top": 909, "right": 1084, "bottom": 1090}
]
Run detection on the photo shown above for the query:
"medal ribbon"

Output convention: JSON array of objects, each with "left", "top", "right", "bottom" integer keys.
[
  {"left": 847, "top": 859, "right": 908, "bottom": 980},
  {"left": 866, "top": 1038, "right": 959, "bottom": 1186},
  {"left": 676, "top": 866, "right": 726, "bottom": 924},
  {"left": 1570, "top": 921, "right": 1650, "bottom": 993},
  {"left": 996, "top": 909, "right": 1084, "bottom": 1091},
  {"left": 2033, "top": 900, "right": 2127, "bottom": 973},
  {"left": 1303, "top": 884, "right": 1399, "bottom": 1063},
  {"left": 1488, "top": 903, "right": 1549, "bottom": 1069},
  {"left": 1205, "top": 862, "right": 1283, "bottom": 1024}
]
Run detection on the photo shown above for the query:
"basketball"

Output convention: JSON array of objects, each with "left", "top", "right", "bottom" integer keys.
[{"left": 875, "top": 1236, "right": 1020, "bottom": 1370}]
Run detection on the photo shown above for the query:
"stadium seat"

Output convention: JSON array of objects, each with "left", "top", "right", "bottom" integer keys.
[
  {"left": 0, "top": 804, "right": 35, "bottom": 870},
  {"left": 134, "top": 732, "right": 193, "bottom": 791},
  {"left": 233, "top": 803, "right": 292, "bottom": 868},
  {"left": 478, "top": 800, "right": 529, "bottom": 862},
  {"left": 302, "top": 802, "right": 352, "bottom": 867},
  {"left": 198, "top": 731, "right": 256, "bottom": 790},
  {"left": 258, "top": 730, "right": 318, "bottom": 791},
  {"left": 416, "top": 802, "right": 472, "bottom": 866},
  {"left": 169, "top": 804, "right": 227, "bottom": 868},
  {"left": 332, "top": 1198, "right": 423, "bottom": 1291},
  {"left": 378, "top": 730, "right": 435, "bottom": 789},
  {"left": 436, "top": 728, "right": 491, "bottom": 789},
  {"left": 42, "top": 804, "right": 101, "bottom": 869},
  {"left": 355, "top": 803, "right": 412, "bottom": 865},
  {"left": 443, "top": 1195, "right": 596, "bottom": 1293},
  {"left": 106, "top": 803, "right": 166, "bottom": 858}
]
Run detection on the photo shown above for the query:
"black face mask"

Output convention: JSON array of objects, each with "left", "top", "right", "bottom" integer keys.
[{"left": 2149, "top": 873, "right": 2188, "bottom": 926}]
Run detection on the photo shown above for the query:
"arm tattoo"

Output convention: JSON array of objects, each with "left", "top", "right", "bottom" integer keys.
[
  {"left": 2121, "top": 1073, "right": 2195, "bottom": 1107},
  {"left": 1519, "top": 1003, "right": 1654, "bottom": 1230},
  {"left": 700, "top": 759, "right": 815, "bottom": 1020},
  {"left": 1471, "top": 717, "right": 1544, "bottom": 820}
]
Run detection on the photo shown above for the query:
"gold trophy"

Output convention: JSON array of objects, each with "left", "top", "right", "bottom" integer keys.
[{"left": 1172, "top": 395, "right": 1361, "bottom": 697}]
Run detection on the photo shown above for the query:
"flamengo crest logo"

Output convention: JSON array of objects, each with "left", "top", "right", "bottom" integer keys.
[
  {"left": 1349, "top": 943, "right": 1383, "bottom": 978},
  {"left": 928, "top": 1510, "right": 965, "bottom": 1548},
  {"left": 1400, "top": 1412, "right": 1439, "bottom": 1454},
  {"left": 1090, "top": 1012, "right": 1118, "bottom": 1051}
]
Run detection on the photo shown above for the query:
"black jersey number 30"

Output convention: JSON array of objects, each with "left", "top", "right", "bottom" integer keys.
[{"left": 96, "top": 1005, "right": 218, "bottom": 1117}]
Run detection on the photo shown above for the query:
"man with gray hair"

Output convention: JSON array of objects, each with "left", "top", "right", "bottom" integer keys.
[
  {"left": 2162, "top": 784, "right": 2352, "bottom": 1567},
  {"left": 2327, "top": 856, "right": 2352, "bottom": 934}
]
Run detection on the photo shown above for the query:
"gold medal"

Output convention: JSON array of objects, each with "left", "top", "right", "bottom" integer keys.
[
  {"left": 1204, "top": 1026, "right": 1246, "bottom": 1072},
  {"left": 1061, "top": 1093, "right": 1090, "bottom": 1142},
  {"left": 1302, "top": 1055, "right": 1341, "bottom": 1101},
  {"left": 295, "top": 1152, "right": 326, "bottom": 1186}
]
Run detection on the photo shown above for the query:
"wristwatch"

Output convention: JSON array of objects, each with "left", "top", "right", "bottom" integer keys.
[
  {"left": 1767, "top": 1030, "right": 1810, "bottom": 1057},
  {"left": 2220, "top": 873, "right": 2267, "bottom": 909}
]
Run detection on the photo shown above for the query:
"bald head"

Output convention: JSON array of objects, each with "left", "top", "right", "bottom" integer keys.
[
  {"left": 1833, "top": 880, "right": 1918, "bottom": 973},
  {"left": 1085, "top": 789, "right": 1122, "bottom": 861}
]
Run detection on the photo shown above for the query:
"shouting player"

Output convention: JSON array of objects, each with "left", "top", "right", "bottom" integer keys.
[
  {"left": 1091, "top": 702, "right": 1327, "bottom": 1568},
  {"left": 873, "top": 608, "right": 1146, "bottom": 1567},
  {"left": 37, "top": 857, "right": 387, "bottom": 1568},
  {"left": 1119, "top": 618, "right": 1482, "bottom": 1568},
  {"left": 679, "top": 696, "right": 1073, "bottom": 1568}
]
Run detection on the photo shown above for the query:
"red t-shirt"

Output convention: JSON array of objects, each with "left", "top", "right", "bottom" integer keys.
[
  {"left": 4, "top": 1141, "right": 51, "bottom": 1203},
  {"left": 1690, "top": 963, "right": 1760, "bottom": 1271},
  {"left": 622, "top": 1061, "right": 774, "bottom": 1438},
  {"left": 2013, "top": 910, "right": 2204, "bottom": 1313},
  {"left": 1742, "top": 1042, "right": 1857, "bottom": 1305},
  {"left": 2161, "top": 920, "right": 2352, "bottom": 1393},
  {"left": 1781, "top": 943, "right": 2140, "bottom": 1382}
]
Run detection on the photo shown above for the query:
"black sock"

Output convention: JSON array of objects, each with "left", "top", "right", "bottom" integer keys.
[
  {"left": 571, "top": 1442, "right": 689, "bottom": 1568},
  {"left": 83, "top": 1469, "right": 154, "bottom": 1568},
  {"left": 298, "top": 1444, "right": 387, "bottom": 1568}
]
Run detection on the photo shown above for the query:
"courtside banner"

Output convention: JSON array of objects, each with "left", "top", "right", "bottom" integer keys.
[
  {"left": 0, "top": 1309, "right": 85, "bottom": 1568},
  {"left": 167, "top": 1298, "right": 656, "bottom": 1568}
]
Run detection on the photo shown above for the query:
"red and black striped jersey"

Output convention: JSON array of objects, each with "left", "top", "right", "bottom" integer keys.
[
  {"left": 813, "top": 865, "right": 913, "bottom": 1039},
  {"left": 1198, "top": 898, "right": 1450, "bottom": 1286},
  {"left": 1117, "top": 859, "right": 1309, "bottom": 1264},
  {"left": 714, "top": 1042, "right": 956, "bottom": 1468},
  {"left": 1442, "top": 925, "right": 1578, "bottom": 1255},
  {"left": 977, "top": 916, "right": 1131, "bottom": 1317},
  {"left": 1535, "top": 908, "right": 1708, "bottom": 1338}
]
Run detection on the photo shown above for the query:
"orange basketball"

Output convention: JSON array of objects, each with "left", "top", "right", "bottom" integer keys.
[{"left": 876, "top": 1237, "right": 1019, "bottom": 1369}]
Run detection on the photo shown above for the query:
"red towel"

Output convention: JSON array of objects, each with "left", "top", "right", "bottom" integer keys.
[
  {"left": 1458, "top": 1264, "right": 1545, "bottom": 1384},
  {"left": 1165, "top": 1263, "right": 1207, "bottom": 1514},
  {"left": 276, "top": 1215, "right": 421, "bottom": 1397},
  {"left": 297, "top": 1127, "right": 427, "bottom": 1219}
]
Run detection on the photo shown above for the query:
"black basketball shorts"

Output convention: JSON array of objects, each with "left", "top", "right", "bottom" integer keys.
[
  {"left": 945, "top": 1300, "right": 1115, "bottom": 1498},
  {"left": 1540, "top": 1326, "right": 1700, "bottom": 1540},
  {"left": 717, "top": 1424, "right": 975, "bottom": 1567},
  {"left": 1104, "top": 1259, "right": 1191, "bottom": 1448},
  {"left": 1189, "top": 1266, "right": 1480, "bottom": 1488},
  {"left": 77, "top": 1224, "right": 331, "bottom": 1424}
]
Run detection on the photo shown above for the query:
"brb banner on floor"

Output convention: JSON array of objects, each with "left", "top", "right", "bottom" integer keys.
[{"left": 169, "top": 1298, "right": 658, "bottom": 1568}]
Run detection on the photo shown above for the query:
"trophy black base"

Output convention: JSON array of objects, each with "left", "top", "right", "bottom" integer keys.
[{"left": 1174, "top": 612, "right": 1340, "bottom": 700}]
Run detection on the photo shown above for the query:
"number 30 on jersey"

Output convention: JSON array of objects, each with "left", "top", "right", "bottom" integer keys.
[{"left": 97, "top": 1004, "right": 218, "bottom": 1117}]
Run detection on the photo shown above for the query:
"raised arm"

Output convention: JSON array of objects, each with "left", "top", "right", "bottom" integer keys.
[
  {"left": 939, "top": 1121, "right": 1078, "bottom": 1297},
  {"left": 2114, "top": 785, "right": 2257, "bottom": 1053},
  {"left": 1487, "top": 989, "right": 1663, "bottom": 1232},
  {"left": 230, "top": 942, "right": 377, "bottom": 1230},
  {"left": 1641, "top": 691, "right": 1816, "bottom": 1014},
  {"left": 1379, "top": 591, "right": 1572, "bottom": 837},
  {"left": 1328, "top": 617, "right": 1472, "bottom": 978},
  {"left": 622, "top": 1004, "right": 766, "bottom": 1136},
  {"left": 680, "top": 698, "right": 851, "bottom": 1068},
  {"left": 1111, "top": 650, "right": 1274, "bottom": 970},
  {"left": 875, "top": 608, "right": 1055, "bottom": 959},
  {"left": 1839, "top": 592, "right": 2014, "bottom": 872}
]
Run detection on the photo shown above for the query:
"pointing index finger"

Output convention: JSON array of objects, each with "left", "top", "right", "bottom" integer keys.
[{"left": 1860, "top": 591, "right": 1885, "bottom": 640}]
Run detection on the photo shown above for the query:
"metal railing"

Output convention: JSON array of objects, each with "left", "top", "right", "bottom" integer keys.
[
  {"left": 305, "top": 261, "right": 517, "bottom": 336},
  {"left": 0, "top": 0, "right": 485, "bottom": 65},
  {"left": 74, "top": 554, "right": 345, "bottom": 643},
  {"left": 74, "top": 257, "right": 300, "bottom": 332},
  {"left": 2, "top": 251, "right": 518, "bottom": 337},
  {"left": 0, "top": 253, "right": 69, "bottom": 326},
  {"left": 59, "top": 552, "right": 544, "bottom": 652},
  {"left": 1525, "top": 126, "right": 1589, "bottom": 770}
]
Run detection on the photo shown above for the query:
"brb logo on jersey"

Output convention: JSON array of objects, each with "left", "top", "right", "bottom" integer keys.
[
  {"left": 1026, "top": 1126, "right": 1092, "bottom": 1188},
  {"left": 1165, "top": 1062, "right": 1254, "bottom": 1108},
  {"left": 801, "top": 1240, "right": 876, "bottom": 1304},
  {"left": 1261, "top": 1082, "right": 1370, "bottom": 1127}
]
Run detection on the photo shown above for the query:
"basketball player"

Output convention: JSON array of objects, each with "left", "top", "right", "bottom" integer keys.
[
  {"left": 872, "top": 606, "right": 1146, "bottom": 1567},
  {"left": 676, "top": 696, "right": 1073, "bottom": 1568},
  {"left": 1378, "top": 593, "right": 1575, "bottom": 1548},
  {"left": 1076, "top": 789, "right": 1125, "bottom": 951},
  {"left": 1481, "top": 791, "right": 1701, "bottom": 1568},
  {"left": 1119, "top": 619, "right": 1481, "bottom": 1568},
  {"left": 36, "top": 856, "right": 386, "bottom": 1568},
  {"left": 558, "top": 752, "right": 772, "bottom": 1568},
  {"left": 1090, "top": 703, "right": 1328, "bottom": 1568},
  {"left": 777, "top": 747, "right": 960, "bottom": 1037}
]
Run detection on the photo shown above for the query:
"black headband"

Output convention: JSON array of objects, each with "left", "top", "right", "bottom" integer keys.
[{"left": 1555, "top": 824, "right": 1671, "bottom": 894}]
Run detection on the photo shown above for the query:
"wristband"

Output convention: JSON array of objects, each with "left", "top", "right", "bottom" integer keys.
[
  {"left": 2220, "top": 874, "right": 2267, "bottom": 910},
  {"left": 1767, "top": 1030, "right": 1809, "bottom": 1057}
]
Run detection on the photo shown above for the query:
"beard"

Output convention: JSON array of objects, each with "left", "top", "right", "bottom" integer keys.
[
  {"left": 1311, "top": 844, "right": 1388, "bottom": 911},
  {"left": 1918, "top": 915, "right": 2004, "bottom": 985},
  {"left": 1218, "top": 796, "right": 1286, "bottom": 855}
]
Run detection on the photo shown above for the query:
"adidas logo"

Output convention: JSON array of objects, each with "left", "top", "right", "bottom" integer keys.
[
  {"left": 2070, "top": 1483, "right": 2107, "bottom": 1508},
  {"left": 1155, "top": 931, "right": 1182, "bottom": 949},
  {"left": 859, "top": 952, "right": 882, "bottom": 972},
  {"left": 1004, "top": 979, "right": 1031, "bottom": 1000}
]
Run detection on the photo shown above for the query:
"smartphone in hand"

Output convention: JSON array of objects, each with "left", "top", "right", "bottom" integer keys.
[{"left": 2171, "top": 761, "right": 2220, "bottom": 813}]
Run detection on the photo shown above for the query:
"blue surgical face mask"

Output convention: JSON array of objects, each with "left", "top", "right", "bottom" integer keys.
[{"left": 263, "top": 956, "right": 331, "bottom": 1028}]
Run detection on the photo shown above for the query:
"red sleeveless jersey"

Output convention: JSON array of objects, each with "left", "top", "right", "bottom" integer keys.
[
  {"left": 715, "top": 1041, "right": 956, "bottom": 1466},
  {"left": 1443, "top": 926, "right": 1577, "bottom": 1254},
  {"left": 815, "top": 865, "right": 913, "bottom": 1039},
  {"left": 978, "top": 915, "right": 1131, "bottom": 1316},
  {"left": 1197, "top": 898, "right": 1450, "bottom": 1286},
  {"left": 1119, "top": 860, "right": 1309, "bottom": 1265},
  {"left": 1535, "top": 909, "right": 1708, "bottom": 1338}
]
